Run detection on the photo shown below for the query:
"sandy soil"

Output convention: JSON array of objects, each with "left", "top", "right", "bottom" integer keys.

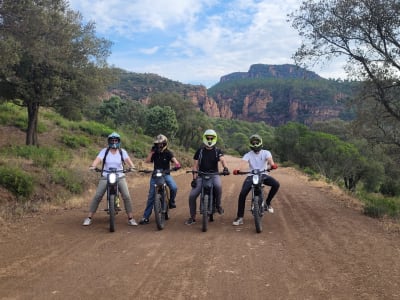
[{"left": 1, "top": 156, "right": 399, "bottom": 300}]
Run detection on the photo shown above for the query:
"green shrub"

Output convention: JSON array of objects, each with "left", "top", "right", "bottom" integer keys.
[
  {"left": 78, "top": 121, "right": 113, "bottom": 137},
  {"left": 50, "top": 168, "right": 84, "bottom": 194},
  {"left": 12, "top": 146, "right": 70, "bottom": 168},
  {"left": 363, "top": 196, "right": 400, "bottom": 219},
  {"left": 0, "top": 166, "right": 34, "bottom": 198},
  {"left": 61, "top": 134, "right": 90, "bottom": 149}
]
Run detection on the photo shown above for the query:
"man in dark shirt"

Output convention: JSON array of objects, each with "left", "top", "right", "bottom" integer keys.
[{"left": 185, "top": 129, "right": 229, "bottom": 225}]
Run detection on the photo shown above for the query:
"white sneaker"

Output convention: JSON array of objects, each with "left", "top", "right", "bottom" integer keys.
[
  {"left": 128, "top": 218, "right": 138, "bottom": 226},
  {"left": 232, "top": 217, "right": 243, "bottom": 226},
  {"left": 82, "top": 217, "right": 92, "bottom": 226},
  {"left": 266, "top": 205, "right": 274, "bottom": 213}
]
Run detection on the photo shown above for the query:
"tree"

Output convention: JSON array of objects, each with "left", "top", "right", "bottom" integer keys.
[
  {"left": 0, "top": 0, "right": 112, "bottom": 145},
  {"left": 144, "top": 105, "right": 178, "bottom": 138},
  {"left": 290, "top": 0, "right": 400, "bottom": 148},
  {"left": 148, "top": 92, "right": 200, "bottom": 150}
]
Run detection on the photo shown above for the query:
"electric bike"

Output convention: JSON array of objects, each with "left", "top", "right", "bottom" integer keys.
[
  {"left": 139, "top": 169, "right": 172, "bottom": 230},
  {"left": 187, "top": 170, "right": 227, "bottom": 232},
  {"left": 234, "top": 169, "right": 269, "bottom": 233},
  {"left": 95, "top": 167, "right": 132, "bottom": 232}
]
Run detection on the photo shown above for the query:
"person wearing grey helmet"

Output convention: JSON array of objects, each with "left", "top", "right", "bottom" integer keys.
[{"left": 83, "top": 132, "right": 138, "bottom": 226}]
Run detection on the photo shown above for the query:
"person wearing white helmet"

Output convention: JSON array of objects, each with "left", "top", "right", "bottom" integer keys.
[
  {"left": 232, "top": 134, "right": 280, "bottom": 226},
  {"left": 139, "top": 134, "right": 181, "bottom": 225},
  {"left": 83, "top": 132, "right": 138, "bottom": 226},
  {"left": 185, "top": 129, "right": 230, "bottom": 225}
]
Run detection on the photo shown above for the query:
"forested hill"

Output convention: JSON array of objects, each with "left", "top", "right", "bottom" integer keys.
[{"left": 108, "top": 64, "right": 358, "bottom": 126}]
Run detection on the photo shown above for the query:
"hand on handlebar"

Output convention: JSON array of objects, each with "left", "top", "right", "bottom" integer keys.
[
  {"left": 173, "top": 163, "right": 181, "bottom": 171},
  {"left": 233, "top": 169, "right": 240, "bottom": 175},
  {"left": 271, "top": 163, "right": 278, "bottom": 170},
  {"left": 222, "top": 167, "right": 230, "bottom": 176},
  {"left": 191, "top": 179, "right": 197, "bottom": 188}
]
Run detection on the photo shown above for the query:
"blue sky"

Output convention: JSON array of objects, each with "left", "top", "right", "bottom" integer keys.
[{"left": 68, "top": 0, "right": 347, "bottom": 88}]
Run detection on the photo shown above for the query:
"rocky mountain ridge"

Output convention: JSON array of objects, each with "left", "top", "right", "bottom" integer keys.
[{"left": 109, "top": 64, "right": 355, "bottom": 126}]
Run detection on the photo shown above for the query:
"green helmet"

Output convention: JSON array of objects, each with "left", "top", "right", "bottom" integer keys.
[
  {"left": 249, "top": 134, "right": 262, "bottom": 152},
  {"left": 203, "top": 129, "right": 217, "bottom": 147}
]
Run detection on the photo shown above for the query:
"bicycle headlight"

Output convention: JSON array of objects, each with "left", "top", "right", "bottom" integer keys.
[
  {"left": 109, "top": 173, "right": 117, "bottom": 184},
  {"left": 252, "top": 174, "right": 260, "bottom": 185}
]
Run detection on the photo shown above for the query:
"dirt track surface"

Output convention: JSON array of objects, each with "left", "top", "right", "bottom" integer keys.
[{"left": 1, "top": 155, "right": 400, "bottom": 300}]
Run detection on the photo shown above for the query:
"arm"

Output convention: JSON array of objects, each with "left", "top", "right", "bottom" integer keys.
[
  {"left": 145, "top": 150, "right": 154, "bottom": 164},
  {"left": 192, "top": 159, "right": 199, "bottom": 179},
  {"left": 124, "top": 156, "right": 135, "bottom": 169},
  {"left": 89, "top": 156, "right": 101, "bottom": 168},
  {"left": 171, "top": 157, "right": 181, "bottom": 169},
  {"left": 266, "top": 156, "right": 278, "bottom": 169}
]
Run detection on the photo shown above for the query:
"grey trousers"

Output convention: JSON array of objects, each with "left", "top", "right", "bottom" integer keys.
[
  {"left": 188, "top": 175, "right": 222, "bottom": 218},
  {"left": 89, "top": 177, "right": 133, "bottom": 213}
]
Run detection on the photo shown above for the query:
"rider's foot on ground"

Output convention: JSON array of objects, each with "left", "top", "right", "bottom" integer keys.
[
  {"left": 209, "top": 215, "right": 214, "bottom": 222},
  {"left": 266, "top": 204, "right": 274, "bottom": 213},
  {"left": 82, "top": 217, "right": 92, "bottom": 226},
  {"left": 169, "top": 203, "right": 176, "bottom": 209},
  {"left": 128, "top": 218, "right": 138, "bottom": 226},
  {"left": 139, "top": 217, "right": 150, "bottom": 225},
  {"left": 232, "top": 217, "right": 243, "bottom": 226},
  {"left": 185, "top": 217, "right": 196, "bottom": 225},
  {"left": 217, "top": 206, "right": 224, "bottom": 215}
]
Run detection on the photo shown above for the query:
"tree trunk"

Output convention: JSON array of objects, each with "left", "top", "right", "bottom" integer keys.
[{"left": 26, "top": 101, "right": 39, "bottom": 146}]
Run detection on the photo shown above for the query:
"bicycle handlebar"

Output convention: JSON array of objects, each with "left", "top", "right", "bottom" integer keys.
[{"left": 186, "top": 170, "right": 227, "bottom": 176}]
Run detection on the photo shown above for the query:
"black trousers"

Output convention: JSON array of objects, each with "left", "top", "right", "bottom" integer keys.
[{"left": 236, "top": 174, "right": 280, "bottom": 218}]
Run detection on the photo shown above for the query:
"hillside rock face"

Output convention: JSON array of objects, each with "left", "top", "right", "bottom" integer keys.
[
  {"left": 110, "top": 64, "right": 351, "bottom": 126},
  {"left": 192, "top": 64, "right": 348, "bottom": 126}
]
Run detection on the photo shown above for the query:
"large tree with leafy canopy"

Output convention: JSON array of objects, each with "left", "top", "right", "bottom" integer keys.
[
  {"left": 290, "top": 0, "right": 400, "bottom": 148},
  {"left": 0, "top": 0, "right": 113, "bottom": 145}
]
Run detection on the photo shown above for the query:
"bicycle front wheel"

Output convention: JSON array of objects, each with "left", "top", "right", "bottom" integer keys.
[
  {"left": 154, "top": 193, "right": 165, "bottom": 230},
  {"left": 253, "top": 196, "right": 263, "bottom": 233},
  {"left": 109, "top": 194, "right": 116, "bottom": 232},
  {"left": 201, "top": 194, "right": 209, "bottom": 232}
]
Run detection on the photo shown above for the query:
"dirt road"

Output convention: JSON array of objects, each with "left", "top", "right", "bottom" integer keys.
[{"left": 1, "top": 156, "right": 399, "bottom": 299}]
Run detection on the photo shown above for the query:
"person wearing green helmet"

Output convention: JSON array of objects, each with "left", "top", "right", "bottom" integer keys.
[
  {"left": 83, "top": 132, "right": 138, "bottom": 226},
  {"left": 185, "top": 129, "right": 230, "bottom": 225},
  {"left": 232, "top": 134, "right": 280, "bottom": 226}
]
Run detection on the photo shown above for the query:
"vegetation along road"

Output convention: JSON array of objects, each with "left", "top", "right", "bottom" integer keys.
[{"left": 0, "top": 156, "right": 399, "bottom": 299}]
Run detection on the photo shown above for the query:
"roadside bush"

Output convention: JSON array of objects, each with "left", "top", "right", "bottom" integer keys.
[
  {"left": 78, "top": 121, "right": 113, "bottom": 137},
  {"left": 363, "top": 196, "right": 400, "bottom": 219},
  {"left": 50, "top": 168, "right": 84, "bottom": 194},
  {"left": 0, "top": 166, "right": 34, "bottom": 198},
  {"left": 12, "top": 146, "right": 70, "bottom": 168},
  {"left": 61, "top": 134, "right": 90, "bottom": 149}
]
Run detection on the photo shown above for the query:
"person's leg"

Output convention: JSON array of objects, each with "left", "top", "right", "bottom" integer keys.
[
  {"left": 118, "top": 177, "right": 134, "bottom": 219},
  {"left": 212, "top": 176, "right": 223, "bottom": 213},
  {"left": 236, "top": 177, "right": 252, "bottom": 218},
  {"left": 165, "top": 175, "right": 177, "bottom": 207},
  {"left": 142, "top": 178, "right": 156, "bottom": 219},
  {"left": 87, "top": 178, "right": 107, "bottom": 217},
  {"left": 187, "top": 178, "right": 202, "bottom": 221},
  {"left": 263, "top": 175, "right": 280, "bottom": 206}
]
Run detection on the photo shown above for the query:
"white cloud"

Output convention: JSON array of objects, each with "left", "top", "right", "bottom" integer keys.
[{"left": 68, "top": 0, "right": 348, "bottom": 87}]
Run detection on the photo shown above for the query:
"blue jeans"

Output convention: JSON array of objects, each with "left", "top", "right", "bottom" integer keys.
[{"left": 142, "top": 174, "right": 177, "bottom": 219}]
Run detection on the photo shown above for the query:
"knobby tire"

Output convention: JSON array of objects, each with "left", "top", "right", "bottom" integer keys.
[
  {"left": 253, "top": 195, "right": 263, "bottom": 233},
  {"left": 202, "top": 194, "right": 209, "bottom": 232},
  {"left": 154, "top": 193, "right": 165, "bottom": 230},
  {"left": 109, "top": 194, "right": 116, "bottom": 232}
]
